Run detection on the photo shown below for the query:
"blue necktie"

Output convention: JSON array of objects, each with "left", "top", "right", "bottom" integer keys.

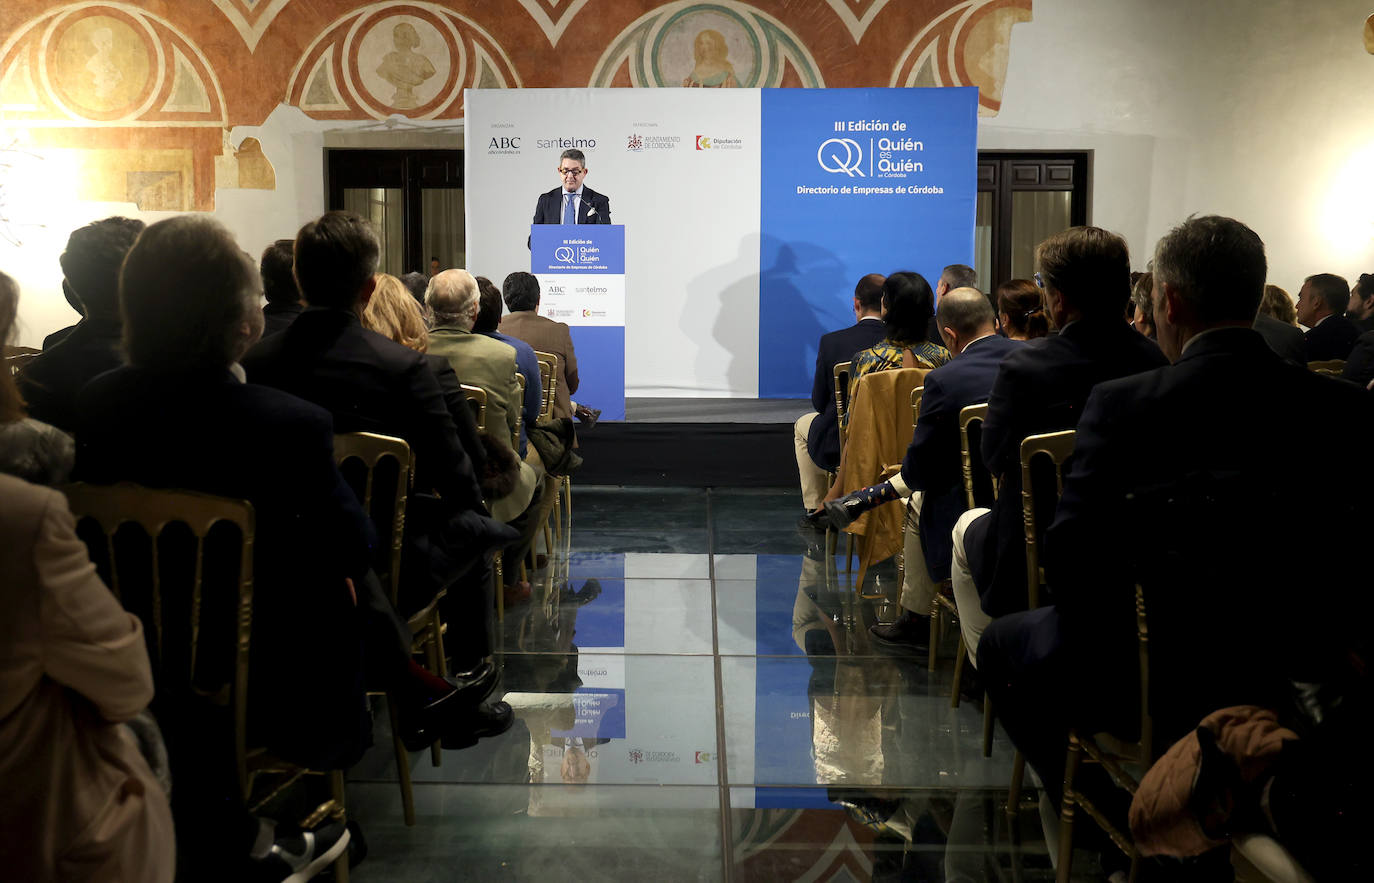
[{"left": 563, "top": 192, "right": 576, "bottom": 225}]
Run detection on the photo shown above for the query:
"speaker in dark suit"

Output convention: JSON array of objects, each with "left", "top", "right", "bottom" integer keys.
[{"left": 528, "top": 150, "right": 611, "bottom": 249}]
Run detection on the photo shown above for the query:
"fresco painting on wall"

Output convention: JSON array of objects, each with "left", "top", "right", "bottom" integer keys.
[{"left": 2, "top": 0, "right": 1031, "bottom": 216}]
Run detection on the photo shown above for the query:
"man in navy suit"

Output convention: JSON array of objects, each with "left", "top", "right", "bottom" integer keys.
[
  {"left": 979, "top": 214, "right": 1374, "bottom": 830},
  {"left": 1297, "top": 272, "right": 1360, "bottom": 361},
  {"left": 947, "top": 228, "right": 1167, "bottom": 666},
  {"left": 824, "top": 288, "right": 1023, "bottom": 648},
  {"left": 793, "top": 273, "right": 888, "bottom": 523},
  {"left": 532, "top": 148, "right": 612, "bottom": 227}
]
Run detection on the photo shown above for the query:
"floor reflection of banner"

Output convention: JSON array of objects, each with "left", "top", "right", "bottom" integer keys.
[{"left": 758, "top": 88, "right": 978, "bottom": 398}]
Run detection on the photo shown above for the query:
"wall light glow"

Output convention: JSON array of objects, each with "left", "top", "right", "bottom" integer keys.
[{"left": 1319, "top": 141, "right": 1374, "bottom": 265}]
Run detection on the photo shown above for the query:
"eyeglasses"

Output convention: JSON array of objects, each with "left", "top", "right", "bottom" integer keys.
[
  {"left": 1033, "top": 272, "right": 1045, "bottom": 289},
  {"left": 558, "top": 167, "right": 585, "bottom": 177}
]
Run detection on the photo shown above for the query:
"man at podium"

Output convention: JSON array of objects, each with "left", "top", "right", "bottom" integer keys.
[{"left": 533, "top": 149, "right": 612, "bottom": 227}]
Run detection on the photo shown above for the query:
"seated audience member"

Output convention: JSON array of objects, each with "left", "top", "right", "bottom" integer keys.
[
  {"left": 500, "top": 271, "right": 599, "bottom": 426},
  {"left": 1296, "top": 272, "right": 1360, "bottom": 360},
  {"left": 475, "top": 275, "right": 542, "bottom": 458},
  {"left": 360, "top": 273, "right": 486, "bottom": 477},
  {"left": 0, "top": 472, "right": 174, "bottom": 883},
  {"left": 1347, "top": 272, "right": 1374, "bottom": 333},
  {"left": 1253, "top": 286, "right": 1306, "bottom": 366},
  {"left": 1259, "top": 283, "right": 1297, "bottom": 325},
  {"left": 400, "top": 270, "right": 430, "bottom": 307},
  {"left": 0, "top": 273, "right": 72, "bottom": 485},
  {"left": 948, "top": 227, "right": 1167, "bottom": 662},
  {"left": 930, "top": 263, "right": 979, "bottom": 340},
  {"left": 793, "top": 273, "right": 887, "bottom": 527},
  {"left": 426, "top": 269, "right": 538, "bottom": 523},
  {"left": 1130, "top": 272, "right": 1156, "bottom": 338},
  {"left": 979, "top": 216, "right": 1374, "bottom": 861},
  {"left": 995, "top": 278, "right": 1050, "bottom": 341},
  {"left": 846, "top": 271, "right": 951, "bottom": 424},
  {"left": 76, "top": 215, "right": 507, "bottom": 765},
  {"left": 825, "top": 289, "right": 1024, "bottom": 648},
  {"left": 17, "top": 216, "right": 143, "bottom": 431},
  {"left": 259, "top": 238, "right": 303, "bottom": 337},
  {"left": 242, "top": 211, "right": 515, "bottom": 678}
]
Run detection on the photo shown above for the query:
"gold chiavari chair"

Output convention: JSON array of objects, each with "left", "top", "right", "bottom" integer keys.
[
  {"left": 334, "top": 432, "right": 446, "bottom": 826},
  {"left": 461, "top": 384, "right": 488, "bottom": 432},
  {"left": 1307, "top": 359, "right": 1345, "bottom": 376},
  {"left": 937, "top": 404, "right": 992, "bottom": 685},
  {"left": 889, "top": 386, "right": 924, "bottom": 604},
  {"left": 534, "top": 351, "right": 558, "bottom": 421},
  {"left": 1057, "top": 584, "right": 1153, "bottom": 883},
  {"left": 6, "top": 345, "right": 39, "bottom": 376},
  {"left": 514, "top": 373, "right": 527, "bottom": 451},
  {"left": 63, "top": 482, "right": 351, "bottom": 881},
  {"left": 827, "top": 361, "right": 857, "bottom": 573},
  {"left": 532, "top": 350, "right": 571, "bottom": 541}
]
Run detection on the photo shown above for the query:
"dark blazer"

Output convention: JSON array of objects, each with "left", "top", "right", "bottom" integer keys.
[
  {"left": 242, "top": 308, "right": 486, "bottom": 513},
  {"left": 532, "top": 186, "right": 612, "bottom": 227},
  {"left": 804, "top": 318, "right": 888, "bottom": 470},
  {"left": 42, "top": 322, "right": 79, "bottom": 350},
  {"left": 1342, "top": 330, "right": 1374, "bottom": 388},
  {"left": 261, "top": 301, "right": 303, "bottom": 338},
  {"left": 964, "top": 317, "right": 1167, "bottom": 617},
  {"left": 900, "top": 333, "right": 1024, "bottom": 580},
  {"left": 1044, "top": 328, "right": 1374, "bottom": 741},
  {"left": 1305, "top": 314, "right": 1361, "bottom": 362},
  {"left": 1253, "top": 313, "right": 1305, "bottom": 365},
  {"left": 17, "top": 315, "right": 124, "bottom": 432},
  {"left": 73, "top": 366, "right": 376, "bottom": 769}
]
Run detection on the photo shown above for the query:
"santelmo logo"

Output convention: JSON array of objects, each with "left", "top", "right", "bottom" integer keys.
[{"left": 696, "top": 135, "right": 710, "bottom": 150}]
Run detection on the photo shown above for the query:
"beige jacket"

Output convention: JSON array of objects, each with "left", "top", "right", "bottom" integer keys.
[{"left": 0, "top": 475, "right": 174, "bottom": 882}]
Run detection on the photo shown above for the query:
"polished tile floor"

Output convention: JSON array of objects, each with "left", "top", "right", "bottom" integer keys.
[{"left": 346, "top": 487, "right": 1081, "bottom": 882}]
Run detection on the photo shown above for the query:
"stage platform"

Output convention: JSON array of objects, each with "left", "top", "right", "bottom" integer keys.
[{"left": 574, "top": 398, "right": 810, "bottom": 488}]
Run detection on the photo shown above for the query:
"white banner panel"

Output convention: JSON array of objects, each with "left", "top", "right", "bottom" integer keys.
[
  {"left": 536, "top": 275, "right": 625, "bottom": 326},
  {"left": 465, "top": 88, "right": 763, "bottom": 397}
]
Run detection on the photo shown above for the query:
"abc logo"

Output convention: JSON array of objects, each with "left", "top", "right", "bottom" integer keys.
[{"left": 489, "top": 137, "right": 521, "bottom": 149}]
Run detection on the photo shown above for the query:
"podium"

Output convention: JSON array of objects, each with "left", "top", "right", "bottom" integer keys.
[{"left": 530, "top": 224, "right": 626, "bottom": 421}]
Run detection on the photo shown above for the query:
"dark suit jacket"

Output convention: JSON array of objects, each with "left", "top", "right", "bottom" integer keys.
[
  {"left": 964, "top": 317, "right": 1167, "bottom": 617},
  {"left": 1305, "top": 314, "right": 1361, "bottom": 361},
  {"left": 1044, "top": 328, "right": 1374, "bottom": 742},
  {"left": 42, "top": 323, "right": 79, "bottom": 350},
  {"left": 73, "top": 366, "right": 376, "bottom": 769},
  {"left": 532, "top": 186, "right": 612, "bottom": 226},
  {"left": 899, "top": 334, "right": 1024, "bottom": 580},
  {"left": 804, "top": 318, "right": 888, "bottom": 470},
  {"left": 1253, "top": 313, "right": 1305, "bottom": 365},
  {"left": 498, "top": 311, "right": 579, "bottom": 421},
  {"left": 261, "top": 302, "right": 303, "bottom": 338},
  {"left": 17, "top": 315, "right": 123, "bottom": 432},
  {"left": 242, "top": 308, "right": 486, "bottom": 513},
  {"left": 1342, "top": 330, "right": 1374, "bottom": 388}
]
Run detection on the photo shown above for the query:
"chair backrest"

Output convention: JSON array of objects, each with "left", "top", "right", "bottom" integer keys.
[
  {"left": 461, "top": 384, "right": 488, "bottom": 432},
  {"left": 534, "top": 350, "right": 559, "bottom": 419},
  {"left": 958, "top": 403, "right": 995, "bottom": 510},
  {"left": 1308, "top": 359, "right": 1345, "bottom": 376},
  {"left": 6, "top": 351, "right": 39, "bottom": 376},
  {"left": 1018, "top": 429, "right": 1076, "bottom": 610},
  {"left": 63, "top": 481, "right": 255, "bottom": 799},
  {"left": 333, "top": 433, "right": 412, "bottom": 607},
  {"left": 911, "top": 386, "right": 924, "bottom": 430},
  {"left": 833, "top": 360, "right": 853, "bottom": 445},
  {"left": 514, "top": 373, "right": 526, "bottom": 448}
]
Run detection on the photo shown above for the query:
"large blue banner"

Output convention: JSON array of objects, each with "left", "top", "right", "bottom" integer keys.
[{"left": 758, "top": 88, "right": 978, "bottom": 398}]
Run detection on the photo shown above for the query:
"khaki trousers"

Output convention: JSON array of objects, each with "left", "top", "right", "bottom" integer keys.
[
  {"left": 898, "top": 492, "right": 941, "bottom": 615},
  {"left": 793, "top": 412, "right": 831, "bottom": 511},
  {"left": 950, "top": 507, "right": 994, "bottom": 669}
]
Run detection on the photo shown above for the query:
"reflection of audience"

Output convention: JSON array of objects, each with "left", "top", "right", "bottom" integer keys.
[
  {"left": 0, "top": 472, "right": 174, "bottom": 882},
  {"left": 375, "top": 22, "right": 435, "bottom": 109},
  {"left": 681, "top": 29, "right": 739, "bottom": 87}
]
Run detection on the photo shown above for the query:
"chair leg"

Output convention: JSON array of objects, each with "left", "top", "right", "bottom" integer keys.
[
  {"left": 330, "top": 769, "right": 351, "bottom": 882},
  {"left": 982, "top": 691, "right": 995, "bottom": 758},
  {"left": 928, "top": 603, "right": 939, "bottom": 672},
  {"left": 950, "top": 633, "right": 967, "bottom": 708},
  {"left": 1006, "top": 751, "right": 1025, "bottom": 819},
  {"left": 386, "top": 699, "right": 417, "bottom": 826},
  {"left": 845, "top": 533, "right": 855, "bottom": 574},
  {"left": 423, "top": 631, "right": 443, "bottom": 768},
  {"left": 1056, "top": 733, "right": 1083, "bottom": 883}
]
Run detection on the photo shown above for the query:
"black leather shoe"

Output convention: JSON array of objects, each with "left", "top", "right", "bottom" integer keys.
[
  {"left": 823, "top": 493, "right": 870, "bottom": 529},
  {"left": 574, "top": 405, "right": 601, "bottom": 428},
  {"left": 869, "top": 611, "right": 930, "bottom": 653},
  {"left": 797, "top": 509, "right": 828, "bottom": 532},
  {"left": 440, "top": 700, "right": 515, "bottom": 750},
  {"left": 398, "top": 663, "right": 499, "bottom": 751}
]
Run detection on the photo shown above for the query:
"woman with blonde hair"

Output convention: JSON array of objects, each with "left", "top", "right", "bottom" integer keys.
[
  {"left": 0, "top": 272, "right": 74, "bottom": 485},
  {"left": 1259, "top": 284, "right": 1297, "bottom": 326}
]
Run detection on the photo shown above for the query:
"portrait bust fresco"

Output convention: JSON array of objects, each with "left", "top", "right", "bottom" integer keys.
[
  {"left": 681, "top": 29, "right": 738, "bottom": 87},
  {"left": 375, "top": 21, "right": 436, "bottom": 109}
]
